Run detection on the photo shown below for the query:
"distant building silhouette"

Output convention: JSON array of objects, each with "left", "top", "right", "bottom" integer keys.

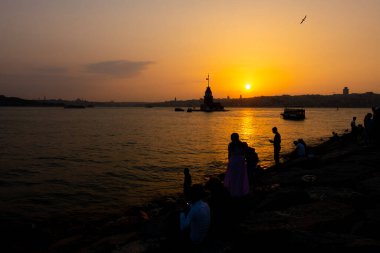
[
  {"left": 200, "top": 75, "right": 225, "bottom": 112},
  {"left": 343, "top": 87, "right": 349, "bottom": 95}
]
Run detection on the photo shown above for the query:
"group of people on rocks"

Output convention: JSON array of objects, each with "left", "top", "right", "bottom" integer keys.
[
  {"left": 177, "top": 106, "right": 380, "bottom": 247},
  {"left": 178, "top": 126, "right": 316, "bottom": 247},
  {"left": 350, "top": 106, "right": 380, "bottom": 145},
  {"left": 178, "top": 130, "right": 276, "bottom": 247}
]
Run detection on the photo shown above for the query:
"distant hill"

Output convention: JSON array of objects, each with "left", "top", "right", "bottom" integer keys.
[
  {"left": 1, "top": 93, "right": 380, "bottom": 108},
  {"left": 0, "top": 95, "right": 64, "bottom": 107},
  {"left": 151, "top": 93, "right": 380, "bottom": 108},
  {"left": 0, "top": 95, "right": 148, "bottom": 107}
]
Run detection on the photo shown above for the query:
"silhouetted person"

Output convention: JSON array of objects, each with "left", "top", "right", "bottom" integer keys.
[
  {"left": 351, "top": 116, "right": 357, "bottom": 128},
  {"left": 331, "top": 131, "right": 339, "bottom": 141},
  {"left": 297, "top": 138, "right": 307, "bottom": 155},
  {"left": 204, "top": 177, "right": 232, "bottom": 237},
  {"left": 372, "top": 107, "right": 380, "bottom": 143},
  {"left": 245, "top": 146, "right": 259, "bottom": 186},
  {"left": 183, "top": 168, "right": 192, "bottom": 200},
  {"left": 293, "top": 140, "right": 306, "bottom": 158},
  {"left": 224, "top": 133, "right": 249, "bottom": 197},
  {"left": 364, "top": 112, "right": 373, "bottom": 145},
  {"left": 180, "top": 184, "right": 210, "bottom": 246},
  {"left": 269, "top": 127, "right": 281, "bottom": 166},
  {"left": 351, "top": 116, "right": 358, "bottom": 138}
]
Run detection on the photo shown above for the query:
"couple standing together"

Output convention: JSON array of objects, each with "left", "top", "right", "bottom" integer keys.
[{"left": 223, "top": 127, "right": 281, "bottom": 197}]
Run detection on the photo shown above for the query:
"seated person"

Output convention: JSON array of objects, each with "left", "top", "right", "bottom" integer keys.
[
  {"left": 293, "top": 140, "right": 306, "bottom": 158},
  {"left": 180, "top": 184, "right": 210, "bottom": 245},
  {"left": 297, "top": 138, "right": 307, "bottom": 154},
  {"left": 331, "top": 131, "right": 339, "bottom": 141}
]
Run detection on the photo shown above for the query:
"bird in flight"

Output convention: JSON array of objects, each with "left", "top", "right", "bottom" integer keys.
[{"left": 300, "top": 15, "right": 307, "bottom": 24}]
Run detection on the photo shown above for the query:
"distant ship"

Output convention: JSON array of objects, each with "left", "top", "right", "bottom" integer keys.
[
  {"left": 200, "top": 75, "right": 226, "bottom": 112},
  {"left": 64, "top": 104, "right": 86, "bottom": 109},
  {"left": 281, "top": 107, "right": 305, "bottom": 120}
]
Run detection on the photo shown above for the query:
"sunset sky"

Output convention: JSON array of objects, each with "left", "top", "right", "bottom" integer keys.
[{"left": 1, "top": 0, "right": 380, "bottom": 102}]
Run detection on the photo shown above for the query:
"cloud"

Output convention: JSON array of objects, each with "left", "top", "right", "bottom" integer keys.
[
  {"left": 33, "top": 66, "right": 68, "bottom": 74},
  {"left": 85, "top": 60, "right": 154, "bottom": 78}
]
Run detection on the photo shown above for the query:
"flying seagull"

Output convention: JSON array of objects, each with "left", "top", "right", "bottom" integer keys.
[{"left": 300, "top": 15, "right": 307, "bottom": 24}]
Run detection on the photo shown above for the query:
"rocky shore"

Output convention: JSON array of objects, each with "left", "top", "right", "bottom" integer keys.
[{"left": 3, "top": 134, "right": 380, "bottom": 253}]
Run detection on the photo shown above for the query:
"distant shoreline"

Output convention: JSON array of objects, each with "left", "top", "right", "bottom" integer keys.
[{"left": 1, "top": 93, "right": 380, "bottom": 108}]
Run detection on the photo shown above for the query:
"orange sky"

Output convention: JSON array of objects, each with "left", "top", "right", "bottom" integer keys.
[{"left": 1, "top": 0, "right": 380, "bottom": 101}]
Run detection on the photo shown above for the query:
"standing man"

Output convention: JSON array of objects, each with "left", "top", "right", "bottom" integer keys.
[{"left": 269, "top": 127, "right": 281, "bottom": 166}]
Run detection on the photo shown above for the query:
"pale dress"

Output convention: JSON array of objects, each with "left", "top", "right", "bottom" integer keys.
[{"left": 224, "top": 142, "right": 249, "bottom": 197}]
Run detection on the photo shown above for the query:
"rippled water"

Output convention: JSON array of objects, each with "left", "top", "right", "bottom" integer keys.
[{"left": 0, "top": 107, "right": 369, "bottom": 218}]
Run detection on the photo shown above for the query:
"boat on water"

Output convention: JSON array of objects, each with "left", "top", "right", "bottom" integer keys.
[
  {"left": 281, "top": 107, "right": 305, "bottom": 120},
  {"left": 174, "top": 107, "right": 185, "bottom": 112},
  {"left": 64, "top": 104, "right": 86, "bottom": 109}
]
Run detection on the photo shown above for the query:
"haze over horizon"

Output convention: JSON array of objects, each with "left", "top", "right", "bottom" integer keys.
[{"left": 1, "top": 0, "right": 380, "bottom": 102}]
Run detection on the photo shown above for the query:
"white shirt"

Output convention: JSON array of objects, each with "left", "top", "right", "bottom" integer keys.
[{"left": 180, "top": 200, "right": 210, "bottom": 245}]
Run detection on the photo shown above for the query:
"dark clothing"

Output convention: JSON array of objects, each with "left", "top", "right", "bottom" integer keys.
[
  {"left": 228, "top": 141, "right": 246, "bottom": 158},
  {"left": 184, "top": 174, "right": 192, "bottom": 200},
  {"left": 373, "top": 108, "right": 380, "bottom": 143},
  {"left": 273, "top": 132, "right": 281, "bottom": 165},
  {"left": 273, "top": 132, "right": 281, "bottom": 150},
  {"left": 351, "top": 119, "right": 358, "bottom": 138},
  {"left": 245, "top": 147, "right": 259, "bottom": 185}
]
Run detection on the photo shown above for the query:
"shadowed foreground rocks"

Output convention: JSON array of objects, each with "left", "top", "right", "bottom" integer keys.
[{"left": 2, "top": 134, "right": 380, "bottom": 252}]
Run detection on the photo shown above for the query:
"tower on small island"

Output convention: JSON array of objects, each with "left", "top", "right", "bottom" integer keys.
[{"left": 200, "top": 75, "right": 225, "bottom": 112}]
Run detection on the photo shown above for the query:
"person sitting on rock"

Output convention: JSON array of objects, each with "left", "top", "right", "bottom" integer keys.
[
  {"left": 179, "top": 184, "right": 210, "bottom": 246},
  {"left": 293, "top": 140, "right": 306, "bottom": 158}
]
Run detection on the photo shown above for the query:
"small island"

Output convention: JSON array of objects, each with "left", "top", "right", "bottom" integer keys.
[{"left": 199, "top": 75, "right": 226, "bottom": 112}]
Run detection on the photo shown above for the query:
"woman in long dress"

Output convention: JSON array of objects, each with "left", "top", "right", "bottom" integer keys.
[{"left": 223, "top": 133, "right": 249, "bottom": 197}]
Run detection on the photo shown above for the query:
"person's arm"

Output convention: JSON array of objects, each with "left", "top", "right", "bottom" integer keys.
[{"left": 180, "top": 205, "right": 194, "bottom": 231}]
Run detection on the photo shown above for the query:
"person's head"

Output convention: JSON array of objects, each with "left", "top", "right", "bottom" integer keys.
[
  {"left": 231, "top": 133, "right": 239, "bottom": 142},
  {"left": 189, "top": 184, "right": 206, "bottom": 202},
  {"left": 184, "top": 168, "right": 190, "bottom": 175},
  {"left": 353, "top": 116, "right": 356, "bottom": 121},
  {"left": 272, "top": 127, "right": 278, "bottom": 133}
]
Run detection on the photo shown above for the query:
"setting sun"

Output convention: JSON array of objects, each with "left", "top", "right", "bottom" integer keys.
[{"left": 245, "top": 84, "right": 251, "bottom": 90}]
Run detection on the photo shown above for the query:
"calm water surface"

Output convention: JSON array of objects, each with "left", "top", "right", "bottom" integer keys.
[{"left": 0, "top": 107, "right": 369, "bottom": 218}]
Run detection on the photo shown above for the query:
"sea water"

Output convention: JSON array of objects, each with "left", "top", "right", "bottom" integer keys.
[{"left": 0, "top": 107, "right": 369, "bottom": 219}]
